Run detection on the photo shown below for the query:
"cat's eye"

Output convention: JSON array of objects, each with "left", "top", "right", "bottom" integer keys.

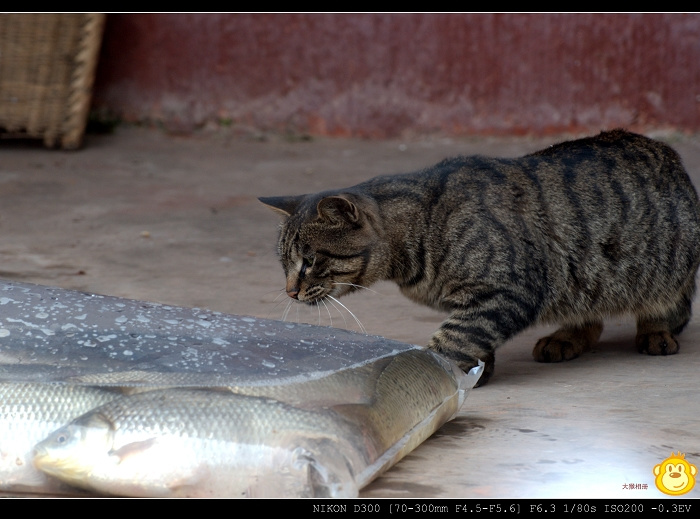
[{"left": 300, "top": 257, "right": 313, "bottom": 277}]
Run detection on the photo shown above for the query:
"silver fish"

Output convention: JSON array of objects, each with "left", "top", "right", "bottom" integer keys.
[
  {"left": 32, "top": 349, "right": 479, "bottom": 498},
  {"left": 0, "top": 382, "right": 121, "bottom": 495},
  {"left": 228, "top": 348, "right": 471, "bottom": 462},
  {"left": 33, "top": 387, "right": 375, "bottom": 498}
]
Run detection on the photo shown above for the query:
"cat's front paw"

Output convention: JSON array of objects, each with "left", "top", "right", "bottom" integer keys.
[
  {"left": 636, "top": 331, "right": 679, "bottom": 355},
  {"left": 429, "top": 343, "right": 494, "bottom": 387},
  {"left": 472, "top": 355, "right": 494, "bottom": 387}
]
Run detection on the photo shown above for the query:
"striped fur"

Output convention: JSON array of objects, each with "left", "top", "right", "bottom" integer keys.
[{"left": 259, "top": 129, "right": 700, "bottom": 386}]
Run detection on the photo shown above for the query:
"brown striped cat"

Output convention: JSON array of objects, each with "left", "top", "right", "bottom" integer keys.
[{"left": 259, "top": 129, "right": 700, "bottom": 386}]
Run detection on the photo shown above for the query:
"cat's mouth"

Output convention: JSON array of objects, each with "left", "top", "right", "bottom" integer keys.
[
  {"left": 287, "top": 283, "right": 333, "bottom": 303},
  {"left": 288, "top": 280, "right": 355, "bottom": 303}
]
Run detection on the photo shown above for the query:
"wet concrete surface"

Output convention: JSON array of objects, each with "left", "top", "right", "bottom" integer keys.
[{"left": 1, "top": 125, "right": 699, "bottom": 498}]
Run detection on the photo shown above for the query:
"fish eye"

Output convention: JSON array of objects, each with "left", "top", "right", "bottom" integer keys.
[{"left": 55, "top": 433, "right": 68, "bottom": 444}]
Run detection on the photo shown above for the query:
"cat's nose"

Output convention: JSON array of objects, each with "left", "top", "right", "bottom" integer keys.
[{"left": 286, "top": 279, "right": 300, "bottom": 299}]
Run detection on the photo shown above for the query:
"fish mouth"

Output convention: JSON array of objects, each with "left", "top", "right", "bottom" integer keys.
[
  {"left": 32, "top": 447, "right": 49, "bottom": 469},
  {"left": 33, "top": 448, "right": 85, "bottom": 480}
]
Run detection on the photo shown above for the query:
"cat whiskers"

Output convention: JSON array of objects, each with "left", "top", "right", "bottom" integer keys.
[
  {"left": 281, "top": 297, "right": 294, "bottom": 322},
  {"left": 273, "top": 288, "right": 367, "bottom": 334},
  {"left": 266, "top": 289, "right": 293, "bottom": 321},
  {"left": 318, "top": 298, "right": 334, "bottom": 328},
  {"left": 325, "top": 295, "right": 366, "bottom": 334}
]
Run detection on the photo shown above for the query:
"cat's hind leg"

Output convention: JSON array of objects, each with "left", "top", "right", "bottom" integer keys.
[
  {"left": 635, "top": 323, "right": 679, "bottom": 356},
  {"left": 532, "top": 321, "right": 603, "bottom": 363},
  {"left": 636, "top": 281, "right": 695, "bottom": 356}
]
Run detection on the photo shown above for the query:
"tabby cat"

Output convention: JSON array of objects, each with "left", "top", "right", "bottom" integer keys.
[{"left": 259, "top": 129, "right": 700, "bottom": 386}]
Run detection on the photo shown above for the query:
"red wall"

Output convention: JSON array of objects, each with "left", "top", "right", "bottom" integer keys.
[{"left": 92, "top": 13, "right": 700, "bottom": 138}]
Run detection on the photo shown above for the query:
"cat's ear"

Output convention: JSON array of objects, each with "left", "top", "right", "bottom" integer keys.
[
  {"left": 258, "top": 196, "right": 303, "bottom": 217},
  {"left": 316, "top": 195, "right": 361, "bottom": 224}
]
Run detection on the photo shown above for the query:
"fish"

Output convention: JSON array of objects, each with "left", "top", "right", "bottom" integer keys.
[
  {"left": 33, "top": 387, "right": 374, "bottom": 498},
  {"left": 2, "top": 281, "right": 479, "bottom": 497},
  {"left": 0, "top": 382, "right": 122, "bottom": 495},
  {"left": 32, "top": 349, "right": 480, "bottom": 498},
  {"left": 228, "top": 348, "right": 472, "bottom": 464}
]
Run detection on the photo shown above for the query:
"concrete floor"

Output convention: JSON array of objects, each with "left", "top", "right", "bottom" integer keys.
[{"left": 1, "top": 125, "right": 699, "bottom": 499}]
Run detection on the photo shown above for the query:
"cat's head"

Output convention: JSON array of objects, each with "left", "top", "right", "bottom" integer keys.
[{"left": 259, "top": 192, "right": 386, "bottom": 304}]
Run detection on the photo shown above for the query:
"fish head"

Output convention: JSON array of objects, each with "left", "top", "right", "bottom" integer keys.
[{"left": 32, "top": 412, "right": 116, "bottom": 490}]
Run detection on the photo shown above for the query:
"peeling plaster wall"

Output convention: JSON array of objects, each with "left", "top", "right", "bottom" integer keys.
[{"left": 92, "top": 13, "right": 700, "bottom": 138}]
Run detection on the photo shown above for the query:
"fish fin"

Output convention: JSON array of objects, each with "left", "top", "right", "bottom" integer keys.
[
  {"left": 167, "top": 468, "right": 212, "bottom": 497},
  {"left": 111, "top": 438, "right": 159, "bottom": 462}
]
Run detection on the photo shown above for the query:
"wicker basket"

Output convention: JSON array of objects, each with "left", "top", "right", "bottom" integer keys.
[{"left": 0, "top": 13, "right": 105, "bottom": 150}]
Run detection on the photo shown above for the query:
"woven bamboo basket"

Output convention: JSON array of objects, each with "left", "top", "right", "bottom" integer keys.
[{"left": 0, "top": 13, "right": 105, "bottom": 150}]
